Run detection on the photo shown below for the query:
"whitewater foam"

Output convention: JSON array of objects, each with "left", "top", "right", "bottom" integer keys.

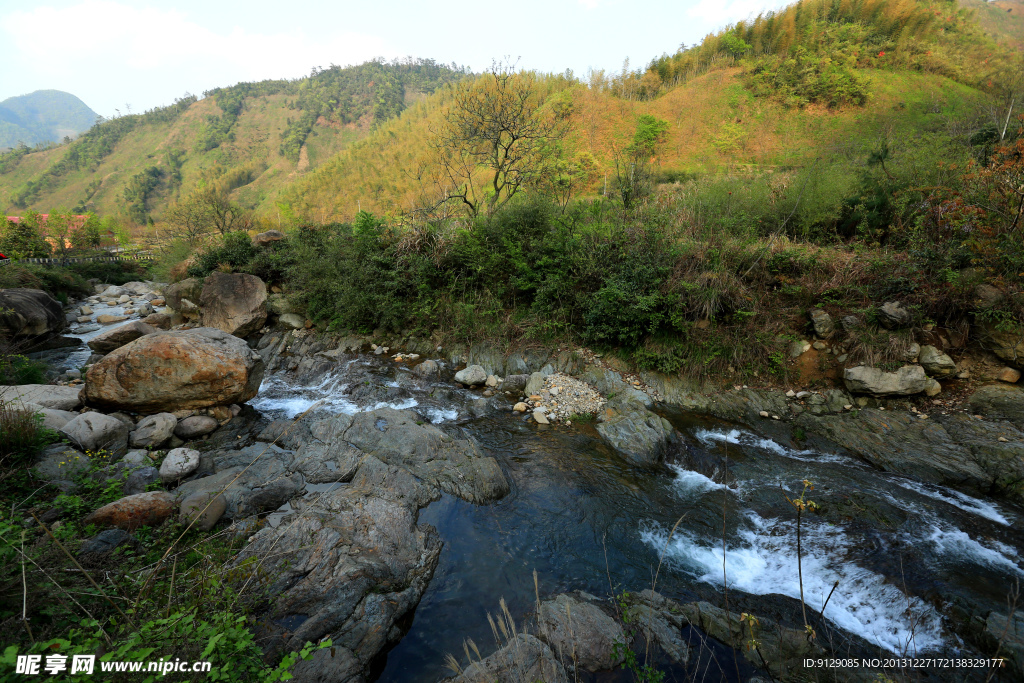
[
  {"left": 641, "top": 513, "right": 946, "bottom": 654},
  {"left": 892, "top": 479, "right": 1010, "bottom": 526},
  {"left": 693, "top": 428, "right": 852, "bottom": 465},
  {"left": 924, "top": 525, "right": 1024, "bottom": 575}
]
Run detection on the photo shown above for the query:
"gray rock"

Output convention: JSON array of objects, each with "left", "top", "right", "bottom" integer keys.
[
  {"left": 788, "top": 339, "right": 811, "bottom": 358},
  {"left": 123, "top": 467, "right": 159, "bottom": 496},
  {"left": 841, "top": 314, "right": 863, "bottom": 330},
  {"left": 232, "top": 456, "right": 442, "bottom": 683},
  {"left": 60, "top": 412, "right": 130, "bottom": 454},
  {"left": 35, "top": 447, "right": 91, "bottom": 481},
  {"left": 500, "top": 374, "right": 529, "bottom": 392},
  {"left": 159, "top": 448, "right": 201, "bottom": 482},
  {"left": 878, "top": 301, "right": 912, "bottom": 329},
  {"left": 843, "top": 365, "right": 930, "bottom": 396},
  {"left": 919, "top": 345, "right": 957, "bottom": 376},
  {"left": 121, "top": 450, "right": 151, "bottom": 469},
  {"left": 0, "top": 384, "right": 83, "bottom": 411},
  {"left": 596, "top": 399, "right": 675, "bottom": 468},
  {"left": 79, "top": 529, "right": 134, "bottom": 556},
  {"left": 454, "top": 364, "right": 487, "bottom": 386},
  {"left": 173, "top": 415, "right": 219, "bottom": 440},
  {"left": 178, "top": 492, "right": 226, "bottom": 531},
  {"left": 174, "top": 443, "right": 302, "bottom": 520},
  {"left": 451, "top": 634, "right": 566, "bottom": 683},
  {"left": 87, "top": 321, "right": 157, "bottom": 354},
  {"left": 0, "top": 288, "right": 65, "bottom": 338},
  {"left": 525, "top": 371, "right": 547, "bottom": 396},
  {"left": 267, "top": 293, "right": 293, "bottom": 316},
  {"left": 539, "top": 593, "right": 625, "bottom": 671},
  {"left": 129, "top": 413, "right": 177, "bottom": 448},
  {"left": 965, "top": 385, "right": 1024, "bottom": 427},
  {"left": 532, "top": 409, "right": 549, "bottom": 425},
  {"left": 809, "top": 308, "right": 834, "bottom": 338}
]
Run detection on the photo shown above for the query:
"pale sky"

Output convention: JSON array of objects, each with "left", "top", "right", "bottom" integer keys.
[{"left": 0, "top": 0, "right": 791, "bottom": 117}]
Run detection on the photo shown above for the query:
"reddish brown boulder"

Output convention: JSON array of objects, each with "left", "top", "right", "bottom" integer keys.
[
  {"left": 83, "top": 327, "right": 265, "bottom": 413},
  {"left": 199, "top": 272, "right": 267, "bottom": 338},
  {"left": 82, "top": 491, "right": 176, "bottom": 530},
  {"left": 141, "top": 312, "right": 173, "bottom": 329},
  {"left": 87, "top": 321, "right": 157, "bottom": 354}
]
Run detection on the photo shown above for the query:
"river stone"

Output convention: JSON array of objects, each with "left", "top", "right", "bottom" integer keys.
[
  {"left": 451, "top": 634, "right": 566, "bottom": 683},
  {"left": 78, "top": 529, "right": 134, "bottom": 557},
  {"left": 123, "top": 467, "right": 159, "bottom": 496},
  {"left": 843, "top": 365, "right": 930, "bottom": 396},
  {"left": 877, "top": 301, "right": 912, "bottom": 329},
  {"left": 98, "top": 285, "right": 126, "bottom": 298},
  {"left": 998, "top": 367, "right": 1022, "bottom": 383},
  {"left": 413, "top": 359, "right": 440, "bottom": 377},
  {"left": 82, "top": 491, "right": 176, "bottom": 530},
  {"left": 455, "top": 364, "right": 487, "bottom": 386},
  {"left": 129, "top": 413, "right": 177, "bottom": 448},
  {"left": 163, "top": 278, "right": 203, "bottom": 312},
  {"left": 524, "top": 371, "right": 547, "bottom": 396},
  {"left": 596, "top": 399, "right": 674, "bottom": 468},
  {"left": 809, "top": 308, "right": 834, "bottom": 338},
  {"left": 0, "top": 288, "right": 65, "bottom": 338},
  {"left": 173, "top": 415, "right": 219, "bottom": 440},
  {"left": 0, "top": 384, "right": 83, "bottom": 411},
  {"left": 178, "top": 491, "right": 226, "bottom": 531},
  {"left": 278, "top": 313, "right": 304, "bottom": 329},
  {"left": 918, "top": 345, "right": 956, "bottom": 376},
  {"left": 788, "top": 339, "right": 811, "bottom": 358},
  {"left": 83, "top": 327, "right": 265, "bottom": 413},
  {"left": 159, "top": 448, "right": 200, "bottom": 482},
  {"left": 199, "top": 272, "right": 268, "bottom": 338},
  {"left": 539, "top": 594, "right": 625, "bottom": 671},
  {"left": 60, "top": 412, "right": 130, "bottom": 454},
  {"left": 121, "top": 450, "right": 151, "bottom": 469},
  {"left": 96, "top": 314, "right": 128, "bottom": 325},
  {"left": 141, "top": 312, "right": 173, "bottom": 329},
  {"left": 533, "top": 409, "right": 549, "bottom": 424}
]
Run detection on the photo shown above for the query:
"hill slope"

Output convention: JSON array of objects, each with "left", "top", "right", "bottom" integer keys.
[
  {"left": 0, "top": 90, "right": 98, "bottom": 150},
  {"left": 0, "top": 59, "right": 467, "bottom": 221}
]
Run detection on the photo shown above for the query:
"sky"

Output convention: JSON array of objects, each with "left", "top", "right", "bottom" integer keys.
[{"left": 0, "top": 0, "right": 791, "bottom": 117}]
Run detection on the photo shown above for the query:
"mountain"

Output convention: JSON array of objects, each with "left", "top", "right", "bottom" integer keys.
[{"left": 0, "top": 90, "right": 98, "bottom": 150}]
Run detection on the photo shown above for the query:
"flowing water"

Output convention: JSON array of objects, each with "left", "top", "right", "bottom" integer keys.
[
  {"left": 35, "top": 310, "right": 1024, "bottom": 679},
  {"left": 251, "top": 352, "right": 1024, "bottom": 681}
]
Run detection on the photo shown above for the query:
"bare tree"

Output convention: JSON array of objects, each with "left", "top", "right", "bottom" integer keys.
[{"left": 430, "top": 60, "right": 573, "bottom": 216}]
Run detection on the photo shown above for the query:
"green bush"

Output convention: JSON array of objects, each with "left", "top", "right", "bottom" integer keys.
[
  {"left": 0, "top": 400, "right": 58, "bottom": 464},
  {"left": 0, "top": 354, "right": 48, "bottom": 385}
]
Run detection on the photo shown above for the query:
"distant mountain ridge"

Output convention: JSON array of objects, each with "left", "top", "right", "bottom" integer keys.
[{"left": 0, "top": 90, "right": 98, "bottom": 150}]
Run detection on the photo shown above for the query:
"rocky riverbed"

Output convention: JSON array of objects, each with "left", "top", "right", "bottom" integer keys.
[{"left": 4, "top": 275, "right": 1024, "bottom": 682}]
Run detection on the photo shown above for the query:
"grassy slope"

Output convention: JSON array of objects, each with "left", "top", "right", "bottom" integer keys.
[
  {"left": 0, "top": 94, "right": 367, "bottom": 220},
  {"left": 283, "top": 67, "right": 987, "bottom": 223},
  {"left": 961, "top": 0, "right": 1024, "bottom": 50}
]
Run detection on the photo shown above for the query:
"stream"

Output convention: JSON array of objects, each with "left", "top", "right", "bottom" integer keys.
[{"left": 38, "top": 306, "right": 1024, "bottom": 680}]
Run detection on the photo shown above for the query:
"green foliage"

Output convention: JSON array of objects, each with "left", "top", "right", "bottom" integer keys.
[
  {"left": 0, "top": 214, "right": 51, "bottom": 257},
  {"left": 747, "top": 44, "right": 868, "bottom": 109},
  {"left": 122, "top": 166, "right": 163, "bottom": 224},
  {"left": 279, "top": 58, "right": 467, "bottom": 162},
  {"left": 186, "top": 231, "right": 292, "bottom": 283},
  {"left": 0, "top": 354, "right": 48, "bottom": 385},
  {"left": 0, "top": 400, "right": 57, "bottom": 464}
]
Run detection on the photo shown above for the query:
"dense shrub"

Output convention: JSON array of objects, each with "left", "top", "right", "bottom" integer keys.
[{"left": 0, "top": 400, "right": 57, "bottom": 463}]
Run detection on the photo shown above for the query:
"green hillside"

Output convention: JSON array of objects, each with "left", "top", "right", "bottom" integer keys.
[
  {"left": 0, "top": 59, "right": 467, "bottom": 222},
  {"left": 0, "top": 90, "right": 98, "bottom": 150}
]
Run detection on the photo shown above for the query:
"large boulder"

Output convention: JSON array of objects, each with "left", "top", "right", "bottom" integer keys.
[
  {"left": 199, "top": 272, "right": 267, "bottom": 338},
  {"left": 83, "top": 327, "right": 265, "bottom": 413},
  {"left": 0, "top": 288, "right": 64, "bottom": 339},
  {"left": 596, "top": 398, "right": 675, "bottom": 468},
  {"left": 451, "top": 634, "right": 566, "bottom": 683},
  {"left": 877, "top": 301, "right": 912, "bottom": 329},
  {"left": 163, "top": 278, "right": 203, "bottom": 312},
  {"left": 843, "top": 365, "right": 930, "bottom": 396},
  {"left": 87, "top": 321, "right": 157, "bottom": 354},
  {"left": 159, "top": 448, "right": 200, "bottom": 482},
  {"left": 965, "top": 385, "right": 1024, "bottom": 427},
  {"left": 60, "top": 412, "right": 130, "bottom": 454}
]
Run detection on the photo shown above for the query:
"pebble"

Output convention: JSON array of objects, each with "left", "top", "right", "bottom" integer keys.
[
  {"left": 523, "top": 373, "right": 606, "bottom": 423},
  {"left": 759, "top": 410, "right": 769, "bottom": 418}
]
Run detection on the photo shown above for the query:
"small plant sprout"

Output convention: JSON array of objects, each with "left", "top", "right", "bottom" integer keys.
[{"left": 786, "top": 479, "right": 821, "bottom": 642}]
